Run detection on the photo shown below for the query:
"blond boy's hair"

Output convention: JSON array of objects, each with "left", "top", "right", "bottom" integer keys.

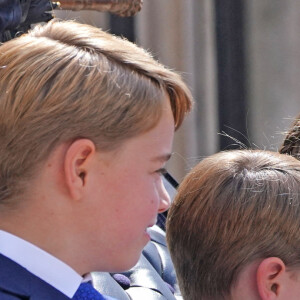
[{"left": 0, "top": 20, "right": 192, "bottom": 202}]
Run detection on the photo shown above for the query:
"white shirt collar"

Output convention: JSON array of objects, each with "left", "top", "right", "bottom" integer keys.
[{"left": 0, "top": 230, "right": 82, "bottom": 298}]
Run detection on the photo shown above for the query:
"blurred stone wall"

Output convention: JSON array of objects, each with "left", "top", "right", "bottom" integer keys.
[
  {"left": 246, "top": 0, "right": 300, "bottom": 150},
  {"left": 136, "top": 0, "right": 218, "bottom": 180}
]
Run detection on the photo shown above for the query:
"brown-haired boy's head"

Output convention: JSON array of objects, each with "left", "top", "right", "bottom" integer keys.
[{"left": 167, "top": 150, "right": 300, "bottom": 300}]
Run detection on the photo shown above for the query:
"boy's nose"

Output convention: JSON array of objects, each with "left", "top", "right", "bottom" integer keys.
[{"left": 158, "top": 181, "right": 171, "bottom": 213}]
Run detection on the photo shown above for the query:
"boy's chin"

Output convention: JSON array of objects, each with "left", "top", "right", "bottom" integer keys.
[{"left": 106, "top": 252, "right": 144, "bottom": 273}]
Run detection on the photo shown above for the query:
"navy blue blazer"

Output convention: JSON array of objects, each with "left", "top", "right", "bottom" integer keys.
[
  {"left": 0, "top": 253, "right": 72, "bottom": 299},
  {"left": 0, "top": 253, "right": 116, "bottom": 300}
]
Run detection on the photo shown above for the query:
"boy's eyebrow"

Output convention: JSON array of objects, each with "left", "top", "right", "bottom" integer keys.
[{"left": 151, "top": 153, "right": 173, "bottom": 162}]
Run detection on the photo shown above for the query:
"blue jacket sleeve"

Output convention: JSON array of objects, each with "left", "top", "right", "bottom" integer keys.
[{"left": 0, "top": 0, "right": 22, "bottom": 33}]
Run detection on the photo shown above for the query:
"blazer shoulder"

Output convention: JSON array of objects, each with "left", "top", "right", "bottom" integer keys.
[
  {"left": 0, "top": 287, "right": 29, "bottom": 299},
  {"left": 0, "top": 254, "right": 70, "bottom": 300}
]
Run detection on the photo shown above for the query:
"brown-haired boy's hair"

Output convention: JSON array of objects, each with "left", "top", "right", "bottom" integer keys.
[
  {"left": 166, "top": 150, "right": 300, "bottom": 300},
  {"left": 279, "top": 114, "right": 300, "bottom": 160},
  {"left": 0, "top": 20, "right": 192, "bottom": 202}
]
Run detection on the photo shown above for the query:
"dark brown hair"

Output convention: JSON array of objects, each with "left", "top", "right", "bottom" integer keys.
[{"left": 279, "top": 114, "right": 300, "bottom": 160}]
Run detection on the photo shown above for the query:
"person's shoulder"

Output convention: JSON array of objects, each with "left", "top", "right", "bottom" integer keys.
[
  {"left": 0, "top": 289, "right": 25, "bottom": 300},
  {"left": 0, "top": 254, "right": 70, "bottom": 300},
  {"left": 0, "top": 294, "right": 22, "bottom": 300},
  {"left": 0, "top": 254, "right": 30, "bottom": 298}
]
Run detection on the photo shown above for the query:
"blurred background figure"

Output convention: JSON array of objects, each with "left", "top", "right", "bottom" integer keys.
[
  {"left": 0, "top": 0, "right": 57, "bottom": 41},
  {"left": 279, "top": 113, "right": 300, "bottom": 160}
]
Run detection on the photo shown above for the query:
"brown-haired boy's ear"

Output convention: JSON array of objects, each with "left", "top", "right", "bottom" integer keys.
[
  {"left": 256, "top": 257, "right": 287, "bottom": 300},
  {"left": 64, "top": 139, "right": 96, "bottom": 201}
]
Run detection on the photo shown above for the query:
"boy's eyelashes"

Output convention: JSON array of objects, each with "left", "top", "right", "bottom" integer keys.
[{"left": 156, "top": 167, "right": 168, "bottom": 176}]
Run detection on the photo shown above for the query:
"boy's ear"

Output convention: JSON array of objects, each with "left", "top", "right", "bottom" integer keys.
[
  {"left": 256, "top": 257, "right": 286, "bottom": 300},
  {"left": 64, "top": 139, "right": 96, "bottom": 200}
]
